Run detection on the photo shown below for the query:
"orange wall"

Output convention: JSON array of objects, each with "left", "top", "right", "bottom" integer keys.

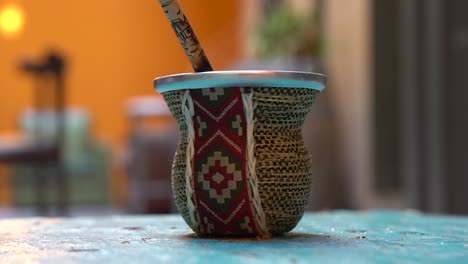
[{"left": 0, "top": 0, "right": 242, "bottom": 145}]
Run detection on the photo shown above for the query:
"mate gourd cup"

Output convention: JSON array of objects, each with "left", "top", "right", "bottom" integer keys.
[{"left": 154, "top": 70, "right": 326, "bottom": 237}]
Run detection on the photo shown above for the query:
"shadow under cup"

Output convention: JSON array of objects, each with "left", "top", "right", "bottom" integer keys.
[{"left": 154, "top": 71, "right": 326, "bottom": 237}]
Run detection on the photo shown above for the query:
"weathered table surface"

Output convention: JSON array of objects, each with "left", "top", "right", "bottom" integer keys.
[{"left": 1, "top": 210, "right": 467, "bottom": 263}]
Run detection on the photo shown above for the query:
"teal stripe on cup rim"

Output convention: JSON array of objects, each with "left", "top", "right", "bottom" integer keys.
[{"left": 154, "top": 70, "right": 326, "bottom": 93}]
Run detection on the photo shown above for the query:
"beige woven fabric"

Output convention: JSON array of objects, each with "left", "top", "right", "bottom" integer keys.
[
  {"left": 163, "top": 87, "right": 318, "bottom": 235},
  {"left": 252, "top": 87, "right": 318, "bottom": 234},
  {"left": 163, "top": 90, "right": 195, "bottom": 231}
]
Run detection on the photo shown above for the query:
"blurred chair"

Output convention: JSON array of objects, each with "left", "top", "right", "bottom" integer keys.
[
  {"left": 12, "top": 108, "right": 110, "bottom": 207},
  {"left": 0, "top": 51, "right": 68, "bottom": 215}
]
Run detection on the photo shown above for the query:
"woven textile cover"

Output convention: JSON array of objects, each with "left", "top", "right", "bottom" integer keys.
[
  {"left": 191, "top": 87, "right": 257, "bottom": 236},
  {"left": 163, "top": 87, "right": 318, "bottom": 237}
]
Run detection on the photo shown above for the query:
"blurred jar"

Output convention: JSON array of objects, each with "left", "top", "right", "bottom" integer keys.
[{"left": 125, "top": 96, "right": 179, "bottom": 214}]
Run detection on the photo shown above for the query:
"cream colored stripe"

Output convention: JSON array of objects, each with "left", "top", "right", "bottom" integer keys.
[
  {"left": 181, "top": 90, "right": 201, "bottom": 233},
  {"left": 242, "top": 90, "right": 270, "bottom": 237}
]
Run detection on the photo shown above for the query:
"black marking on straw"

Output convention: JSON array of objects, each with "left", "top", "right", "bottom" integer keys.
[
  {"left": 194, "top": 59, "right": 213, "bottom": 72},
  {"left": 161, "top": 0, "right": 175, "bottom": 8}
]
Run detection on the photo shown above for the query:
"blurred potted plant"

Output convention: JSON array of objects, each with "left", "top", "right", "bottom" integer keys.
[{"left": 254, "top": 6, "right": 323, "bottom": 71}]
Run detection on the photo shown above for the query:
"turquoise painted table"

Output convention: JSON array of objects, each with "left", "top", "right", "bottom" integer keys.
[{"left": 1, "top": 210, "right": 467, "bottom": 263}]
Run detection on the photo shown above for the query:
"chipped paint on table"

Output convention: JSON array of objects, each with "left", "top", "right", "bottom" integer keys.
[{"left": 0, "top": 210, "right": 467, "bottom": 263}]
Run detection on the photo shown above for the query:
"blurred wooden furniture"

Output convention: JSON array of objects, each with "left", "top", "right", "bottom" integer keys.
[
  {"left": 0, "top": 135, "right": 57, "bottom": 162},
  {"left": 0, "top": 51, "right": 68, "bottom": 215},
  {"left": 12, "top": 109, "right": 111, "bottom": 207},
  {"left": 398, "top": 0, "right": 468, "bottom": 214}
]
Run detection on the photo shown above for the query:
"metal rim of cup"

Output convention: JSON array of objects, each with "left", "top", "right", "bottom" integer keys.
[{"left": 153, "top": 70, "right": 327, "bottom": 94}]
